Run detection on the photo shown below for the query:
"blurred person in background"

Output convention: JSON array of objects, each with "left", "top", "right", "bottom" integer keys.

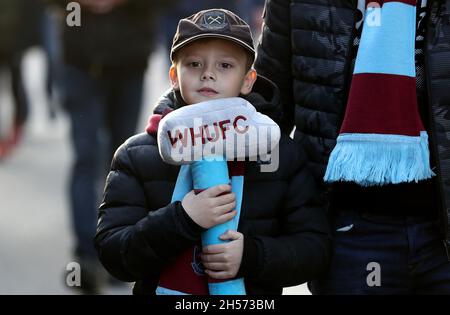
[
  {"left": 49, "top": 0, "right": 172, "bottom": 294},
  {"left": 0, "top": 0, "right": 45, "bottom": 159},
  {"left": 41, "top": 2, "right": 64, "bottom": 120},
  {"left": 236, "top": 0, "right": 265, "bottom": 39}
]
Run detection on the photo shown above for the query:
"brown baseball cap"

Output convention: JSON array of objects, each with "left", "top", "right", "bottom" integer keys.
[{"left": 170, "top": 9, "right": 255, "bottom": 62}]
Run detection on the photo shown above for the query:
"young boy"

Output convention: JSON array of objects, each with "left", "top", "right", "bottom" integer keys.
[{"left": 95, "top": 9, "right": 330, "bottom": 295}]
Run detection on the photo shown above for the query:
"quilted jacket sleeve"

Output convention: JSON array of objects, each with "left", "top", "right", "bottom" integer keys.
[{"left": 94, "top": 136, "right": 204, "bottom": 282}]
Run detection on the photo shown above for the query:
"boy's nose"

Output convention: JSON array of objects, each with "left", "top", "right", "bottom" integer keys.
[{"left": 201, "top": 70, "right": 216, "bottom": 81}]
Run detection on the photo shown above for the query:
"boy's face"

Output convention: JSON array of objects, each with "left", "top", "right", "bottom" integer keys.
[{"left": 170, "top": 39, "right": 257, "bottom": 105}]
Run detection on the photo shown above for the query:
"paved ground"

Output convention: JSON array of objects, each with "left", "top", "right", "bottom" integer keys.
[{"left": 0, "top": 47, "right": 310, "bottom": 295}]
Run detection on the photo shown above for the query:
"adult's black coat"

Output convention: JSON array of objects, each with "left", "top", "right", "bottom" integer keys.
[{"left": 255, "top": 0, "right": 450, "bottom": 253}]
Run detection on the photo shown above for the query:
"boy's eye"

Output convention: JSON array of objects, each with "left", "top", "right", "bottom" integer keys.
[
  {"left": 189, "top": 62, "right": 201, "bottom": 68},
  {"left": 220, "top": 63, "right": 233, "bottom": 69}
]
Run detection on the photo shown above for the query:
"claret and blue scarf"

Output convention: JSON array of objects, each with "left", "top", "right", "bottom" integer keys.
[{"left": 324, "top": 0, "right": 434, "bottom": 186}]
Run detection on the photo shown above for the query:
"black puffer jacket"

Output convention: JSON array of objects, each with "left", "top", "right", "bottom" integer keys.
[
  {"left": 95, "top": 79, "right": 330, "bottom": 295},
  {"left": 255, "top": 0, "right": 450, "bottom": 251}
]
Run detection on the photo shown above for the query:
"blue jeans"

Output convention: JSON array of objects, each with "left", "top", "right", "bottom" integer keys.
[
  {"left": 62, "top": 64, "right": 145, "bottom": 258},
  {"left": 310, "top": 210, "right": 450, "bottom": 294}
]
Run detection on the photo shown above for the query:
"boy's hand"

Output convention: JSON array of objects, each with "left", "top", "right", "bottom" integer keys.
[
  {"left": 201, "top": 230, "right": 244, "bottom": 280},
  {"left": 182, "top": 185, "right": 236, "bottom": 229}
]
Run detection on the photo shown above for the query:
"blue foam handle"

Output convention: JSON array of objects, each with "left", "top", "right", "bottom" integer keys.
[{"left": 191, "top": 157, "right": 246, "bottom": 295}]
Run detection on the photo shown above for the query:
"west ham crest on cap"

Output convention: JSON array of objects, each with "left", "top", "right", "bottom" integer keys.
[{"left": 202, "top": 11, "right": 228, "bottom": 30}]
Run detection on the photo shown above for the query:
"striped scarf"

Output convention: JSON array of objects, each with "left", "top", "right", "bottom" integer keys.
[
  {"left": 324, "top": 0, "right": 434, "bottom": 186},
  {"left": 157, "top": 159, "right": 246, "bottom": 295}
]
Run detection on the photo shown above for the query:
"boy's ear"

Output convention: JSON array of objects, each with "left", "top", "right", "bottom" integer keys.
[
  {"left": 240, "top": 69, "right": 257, "bottom": 95},
  {"left": 169, "top": 65, "right": 179, "bottom": 90}
]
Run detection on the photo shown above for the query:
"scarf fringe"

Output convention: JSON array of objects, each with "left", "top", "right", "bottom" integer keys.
[{"left": 324, "top": 131, "right": 435, "bottom": 186}]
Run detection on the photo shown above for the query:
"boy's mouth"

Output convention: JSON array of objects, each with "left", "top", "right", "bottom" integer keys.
[{"left": 198, "top": 87, "right": 218, "bottom": 97}]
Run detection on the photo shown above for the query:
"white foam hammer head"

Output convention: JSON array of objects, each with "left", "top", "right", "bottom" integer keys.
[{"left": 157, "top": 97, "right": 281, "bottom": 165}]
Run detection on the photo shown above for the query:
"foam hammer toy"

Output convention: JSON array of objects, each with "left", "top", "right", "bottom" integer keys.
[
  {"left": 157, "top": 97, "right": 280, "bottom": 165},
  {"left": 157, "top": 97, "right": 280, "bottom": 295}
]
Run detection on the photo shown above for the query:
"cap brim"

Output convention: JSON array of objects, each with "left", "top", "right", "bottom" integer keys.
[{"left": 171, "top": 33, "right": 255, "bottom": 61}]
